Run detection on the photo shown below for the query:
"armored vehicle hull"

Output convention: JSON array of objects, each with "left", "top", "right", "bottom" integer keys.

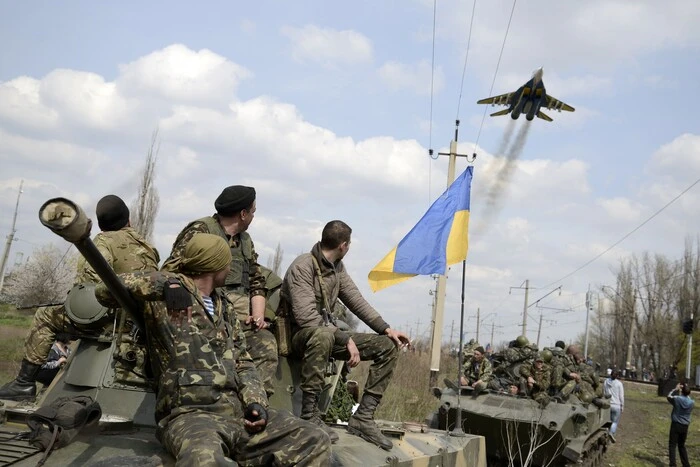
[
  {"left": 0, "top": 197, "right": 486, "bottom": 466},
  {"left": 431, "top": 386, "right": 610, "bottom": 467}
]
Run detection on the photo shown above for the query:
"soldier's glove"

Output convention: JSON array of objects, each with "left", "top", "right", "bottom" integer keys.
[
  {"left": 244, "top": 403, "right": 268, "bottom": 424},
  {"left": 163, "top": 280, "right": 192, "bottom": 311}
]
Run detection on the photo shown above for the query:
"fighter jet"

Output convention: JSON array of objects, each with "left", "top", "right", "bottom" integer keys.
[{"left": 477, "top": 68, "right": 574, "bottom": 122}]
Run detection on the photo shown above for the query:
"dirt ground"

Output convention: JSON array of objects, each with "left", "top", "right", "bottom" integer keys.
[{"left": 604, "top": 380, "right": 700, "bottom": 466}]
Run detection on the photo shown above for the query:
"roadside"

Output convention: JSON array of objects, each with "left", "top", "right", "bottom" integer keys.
[{"left": 605, "top": 380, "right": 700, "bottom": 466}]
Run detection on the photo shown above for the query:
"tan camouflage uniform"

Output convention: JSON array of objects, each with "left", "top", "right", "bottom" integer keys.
[
  {"left": 95, "top": 271, "right": 331, "bottom": 467},
  {"left": 162, "top": 216, "right": 278, "bottom": 396},
  {"left": 23, "top": 227, "right": 159, "bottom": 365}
]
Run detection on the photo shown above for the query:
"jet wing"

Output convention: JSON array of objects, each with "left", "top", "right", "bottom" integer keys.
[
  {"left": 477, "top": 92, "right": 513, "bottom": 107},
  {"left": 543, "top": 95, "right": 575, "bottom": 112}
]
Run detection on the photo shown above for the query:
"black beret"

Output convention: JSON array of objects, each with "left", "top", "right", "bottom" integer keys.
[
  {"left": 96, "top": 195, "right": 129, "bottom": 231},
  {"left": 215, "top": 185, "right": 256, "bottom": 216}
]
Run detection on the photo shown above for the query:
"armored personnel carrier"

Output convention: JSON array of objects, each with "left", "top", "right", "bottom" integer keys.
[
  {"left": 0, "top": 197, "right": 485, "bottom": 467},
  {"left": 430, "top": 383, "right": 611, "bottom": 466}
]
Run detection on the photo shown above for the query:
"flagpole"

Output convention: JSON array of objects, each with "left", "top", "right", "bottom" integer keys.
[
  {"left": 429, "top": 121, "right": 475, "bottom": 387},
  {"left": 450, "top": 258, "right": 468, "bottom": 437}
]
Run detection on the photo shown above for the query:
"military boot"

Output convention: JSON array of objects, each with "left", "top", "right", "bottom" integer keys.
[
  {"left": 347, "top": 393, "right": 393, "bottom": 450},
  {"left": 0, "top": 360, "right": 41, "bottom": 401},
  {"left": 300, "top": 392, "right": 339, "bottom": 443}
]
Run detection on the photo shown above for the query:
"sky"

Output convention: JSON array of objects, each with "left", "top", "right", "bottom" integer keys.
[{"left": 1, "top": 0, "right": 699, "bottom": 352}]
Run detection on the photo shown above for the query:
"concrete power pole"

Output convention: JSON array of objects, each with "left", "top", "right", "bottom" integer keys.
[
  {"left": 687, "top": 309, "right": 694, "bottom": 380},
  {"left": 0, "top": 180, "right": 24, "bottom": 294},
  {"left": 476, "top": 307, "right": 480, "bottom": 343},
  {"left": 625, "top": 290, "right": 637, "bottom": 373},
  {"left": 509, "top": 279, "right": 531, "bottom": 337},
  {"left": 536, "top": 314, "right": 543, "bottom": 348},
  {"left": 584, "top": 288, "right": 592, "bottom": 358},
  {"left": 491, "top": 322, "right": 495, "bottom": 349}
]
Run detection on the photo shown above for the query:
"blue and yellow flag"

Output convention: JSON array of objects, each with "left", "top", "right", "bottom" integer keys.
[{"left": 368, "top": 166, "right": 473, "bottom": 292}]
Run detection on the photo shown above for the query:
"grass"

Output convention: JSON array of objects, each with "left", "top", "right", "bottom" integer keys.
[{"left": 0, "top": 303, "right": 34, "bottom": 328}]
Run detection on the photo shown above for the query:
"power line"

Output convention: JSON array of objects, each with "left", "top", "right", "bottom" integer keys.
[
  {"left": 473, "top": 0, "right": 518, "bottom": 154},
  {"left": 427, "top": 0, "right": 438, "bottom": 205},
  {"left": 455, "top": 0, "right": 478, "bottom": 120},
  {"left": 542, "top": 174, "right": 700, "bottom": 289}
]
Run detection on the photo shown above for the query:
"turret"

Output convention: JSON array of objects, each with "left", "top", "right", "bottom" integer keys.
[{"left": 38, "top": 197, "right": 143, "bottom": 331}]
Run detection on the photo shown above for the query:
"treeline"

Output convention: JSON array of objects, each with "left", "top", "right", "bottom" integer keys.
[{"left": 584, "top": 237, "right": 700, "bottom": 379}]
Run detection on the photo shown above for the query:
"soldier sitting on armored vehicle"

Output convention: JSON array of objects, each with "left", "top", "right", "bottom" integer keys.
[
  {"left": 519, "top": 351, "right": 552, "bottom": 407},
  {"left": 95, "top": 233, "right": 331, "bottom": 466},
  {"left": 0, "top": 195, "right": 159, "bottom": 401},
  {"left": 460, "top": 345, "right": 492, "bottom": 396}
]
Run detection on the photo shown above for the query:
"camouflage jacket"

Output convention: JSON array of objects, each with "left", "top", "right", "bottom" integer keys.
[
  {"left": 462, "top": 356, "right": 493, "bottom": 384},
  {"left": 281, "top": 242, "right": 390, "bottom": 345},
  {"left": 95, "top": 271, "right": 267, "bottom": 423},
  {"left": 76, "top": 227, "right": 160, "bottom": 283},
  {"left": 577, "top": 362, "right": 599, "bottom": 388},
  {"left": 495, "top": 346, "right": 536, "bottom": 366},
  {"left": 520, "top": 362, "right": 552, "bottom": 392},
  {"left": 161, "top": 215, "right": 265, "bottom": 298}
]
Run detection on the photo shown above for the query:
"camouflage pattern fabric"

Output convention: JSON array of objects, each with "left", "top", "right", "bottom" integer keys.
[
  {"left": 291, "top": 326, "right": 398, "bottom": 396},
  {"left": 160, "top": 408, "right": 331, "bottom": 467},
  {"left": 24, "top": 228, "right": 158, "bottom": 365},
  {"left": 520, "top": 362, "right": 552, "bottom": 405},
  {"left": 95, "top": 271, "right": 331, "bottom": 465},
  {"left": 227, "top": 291, "right": 278, "bottom": 396},
  {"left": 462, "top": 355, "right": 493, "bottom": 387}
]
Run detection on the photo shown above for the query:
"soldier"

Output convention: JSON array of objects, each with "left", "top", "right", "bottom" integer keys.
[
  {"left": 281, "top": 220, "right": 410, "bottom": 450},
  {"left": 520, "top": 352, "right": 551, "bottom": 407},
  {"left": 96, "top": 233, "right": 331, "bottom": 466},
  {"left": 0, "top": 195, "right": 159, "bottom": 400},
  {"left": 162, "top": 185, "right": 278, "bottom": 396},
  {"left": 460, "top": 345, "right": 492, "bottom": 395}
]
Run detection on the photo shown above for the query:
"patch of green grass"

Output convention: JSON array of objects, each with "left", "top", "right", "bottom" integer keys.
[{"left": 0, "top": 305, "right": 33, "bottom": 328}]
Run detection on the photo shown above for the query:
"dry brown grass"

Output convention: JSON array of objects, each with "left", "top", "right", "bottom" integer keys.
[{"left": 348, "top": 349, "right": 459, "bottom": 423}]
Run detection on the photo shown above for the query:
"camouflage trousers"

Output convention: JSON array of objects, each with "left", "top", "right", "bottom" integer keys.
[
  {"left": 292, "top": 327, "right": 398, "bottom": 396},
  {"left": 226, "top": 291, "right": 279, "bottom": 396},
  {"left": 159, "top": 408, "right": 331, "bottom": 466},
  {"left": 23, "top": 305, "right": 112, "bottom": 365},
  {"left": 560, "top": 380, "right": 595, "bottom": 403}
]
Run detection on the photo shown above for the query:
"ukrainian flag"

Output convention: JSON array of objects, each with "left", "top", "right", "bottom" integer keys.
[{"left": 368, "top": 166, "right": 473, "bottom": 292}]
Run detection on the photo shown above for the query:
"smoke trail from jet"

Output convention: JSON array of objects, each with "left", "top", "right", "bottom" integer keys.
[
  {"left": 473, "top": 121, "right": 532, "bottom": 237},
  {"left": 497, "top": 119, "right": 517, "bottom": 156}
]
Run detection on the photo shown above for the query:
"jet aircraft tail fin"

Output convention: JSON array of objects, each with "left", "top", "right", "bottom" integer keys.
[
  {"left": 536, "top": 110, "right": 553, "bottom": 122},
  {"left": 490, "top": 109, "right": 511, "bottom": 117}
]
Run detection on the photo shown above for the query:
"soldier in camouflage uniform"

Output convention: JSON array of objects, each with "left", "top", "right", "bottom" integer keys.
[
  {"left": 282, "top": 220, "right": 410, "bottom": 450},
  {"left": 558, "top": 345, "right": 594, "bottom": 403},
  {"left": 0, "top": 195, "right": 159, "bottom": 401},
  {"left": 460, "top": 345, "right": 492, "bottom": 395},
  {"left": 162, "top": 185, "right": 278, "bottom": 396},
  {"left": 96, "top": 233, "right": 331, "bottom": 466},
  {"left": 520, "top": 352, "right": 551, "bottom": 407}
]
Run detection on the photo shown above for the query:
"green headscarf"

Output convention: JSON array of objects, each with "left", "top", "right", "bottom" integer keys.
[{"left": 171, "top": 233, "right": 231, "bottom": 274}]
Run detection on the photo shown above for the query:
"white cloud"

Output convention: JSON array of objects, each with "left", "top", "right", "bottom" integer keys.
[
  {"left": 117, "top": 44, "right": 252, "bottom": 103},
  {"left": 281, "top": 25, "right": 373, "bottom": 67},
  {"left": 597, "top": 197, "right": 643, "bottom": 223},
  {"left": 378, "top": 60, "right": 444, "bottom": 95}
]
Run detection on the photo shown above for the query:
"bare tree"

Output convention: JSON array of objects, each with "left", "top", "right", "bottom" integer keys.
[
  {"left": 1, "top": 244, "right": 77, "bottom": 307},
  {"left": 502, "top": 407, "right": 565, "bottom": 467},
  {"left": 130, "top": 128, "right": 160, "bottom": 242},
  {"left": 266, "top": 243, "right": 284, "bottom": 276}
]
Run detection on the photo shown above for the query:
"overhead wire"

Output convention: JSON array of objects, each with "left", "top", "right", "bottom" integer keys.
[
  {"left": 455, "top": 0, "right": 478, "bottom": 121},
  {"left": 541, "top": 174, "right": 700, "bottom": 289},
  {"left": 472, "top": 0, "right": 518, "bottom": 155},
  {"left": 427, "top": 0, "right": 438, "bottom": 205}
]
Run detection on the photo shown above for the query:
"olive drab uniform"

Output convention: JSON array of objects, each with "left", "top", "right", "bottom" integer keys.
[
  {"left": 95, "top": 271, "right": 330, "bottom": 467},
  {"left": 520, "top": 362, "right": 552, "bottom": 406},
  {"left": 24, "top": 227, "right": 159, "bottom": 365},
  {"left": 462, "top": 356, "right": 493, "bottom": 392},
  {"left": 162, "top": 215, "right": 278, "bottom": 396}
]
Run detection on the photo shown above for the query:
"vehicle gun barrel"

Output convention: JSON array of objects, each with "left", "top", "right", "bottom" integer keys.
[{"left": 38, "top": 197, "right": 143, "bottom": 330}]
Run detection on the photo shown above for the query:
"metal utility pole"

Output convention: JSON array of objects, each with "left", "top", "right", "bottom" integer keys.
[
  {"left": 428, "top": 120, "right": 474, "bottom": 387},
  {"left": 536, "top": 314, "right": 543, "bottom": 348},
  {"left": 584, "top": 287, "right": 592, "bottom": 358},
  {"left": 625, "top": 290, "right": 637, "bottom": 373},
  {"left": 476, "top": 307, "right": 480, "bottom": 343},
  {"left": 0, "top": 180, "right": 24, "bottom": 294},
  {"left": 509, "top": 279, "right": 530, "bottom": 336},
  {"left": 687, "top": 309, "right": 694, "bottom": 380}
]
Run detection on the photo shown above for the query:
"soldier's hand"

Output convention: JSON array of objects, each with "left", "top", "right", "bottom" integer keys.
[
  {"left": 244, "top": 403, "right": 268, "bottom": 434},
  {"left": 245, "top": 311, "right": 269, "bottom": 332},
  {"left": 164, "top": 281, "right": 193, "bottom": 327},
  {"left": 385, "top": 328, "right": 411, "bottom": 350},
  {"left": 346, "top": 338, "right": 361, "bottom": 368}
]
